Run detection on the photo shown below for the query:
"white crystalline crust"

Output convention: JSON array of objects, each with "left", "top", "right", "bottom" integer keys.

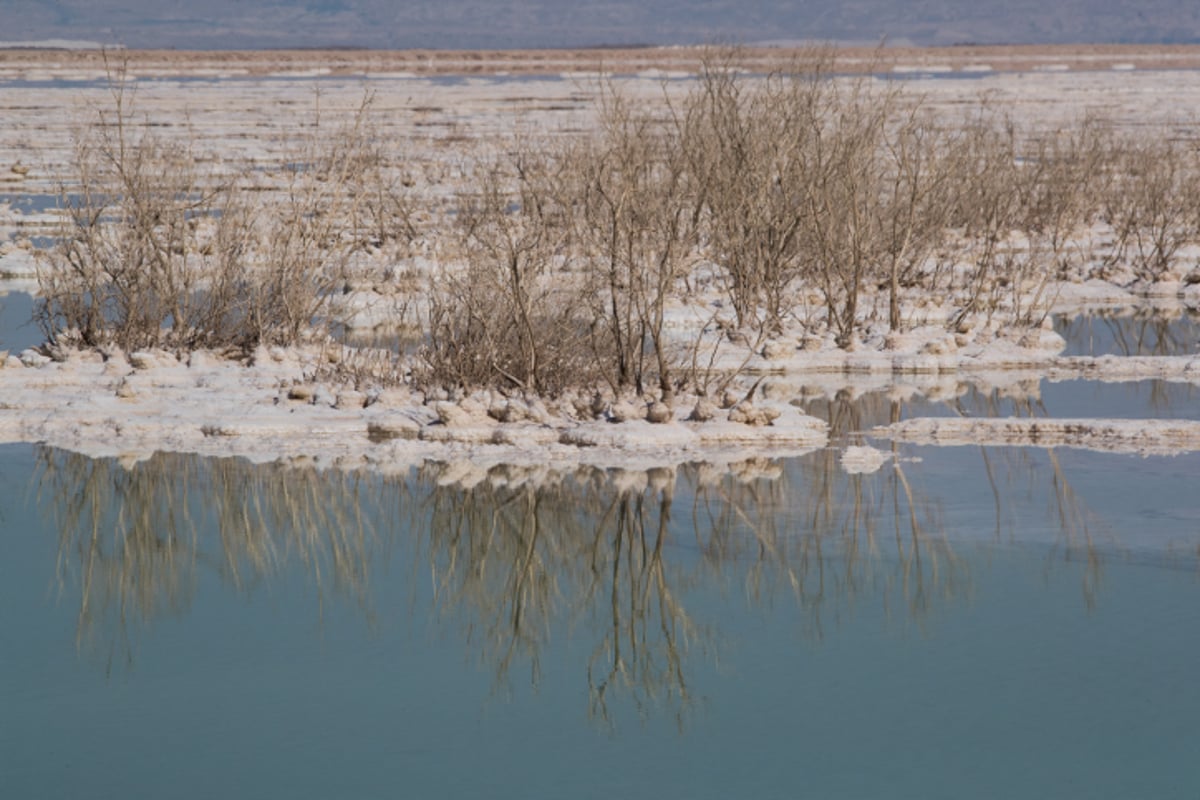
[
  {"left": 4, "top": 56, "right": 1200, "bottom": 470},
  {"left": 873, "top": 417, "right": 1200, "bottom": 456},
  {"left": 0, "top": 344, "right": 830, "bottom": 471}
]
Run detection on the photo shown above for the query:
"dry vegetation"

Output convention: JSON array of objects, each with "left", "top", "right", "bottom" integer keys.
[
  {"left": 33, "top": 49, "right": 1200, "bottom": 402},
  {"left": 36, "top": 66, "right": 414, "bottom": 354}
]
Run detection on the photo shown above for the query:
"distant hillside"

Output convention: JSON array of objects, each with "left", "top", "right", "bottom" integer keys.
[{"left": 3, "top": 0, "right": 1200, "bottom": 50}]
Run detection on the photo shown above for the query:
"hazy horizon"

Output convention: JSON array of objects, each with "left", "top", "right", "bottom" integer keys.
[{"left": 2, "top": 0, "right": 1200, "bottom": 51}]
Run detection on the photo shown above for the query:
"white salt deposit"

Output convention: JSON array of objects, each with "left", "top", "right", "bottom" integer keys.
[
  {"left": 4, "top": 59, "right": 1200, "bottom": 470},
  {"left": 841, "top": 445, "right": 889, "bottom": 474},
  {"left": 872, "top": 417, "right": 1200, "bottom": 456}
]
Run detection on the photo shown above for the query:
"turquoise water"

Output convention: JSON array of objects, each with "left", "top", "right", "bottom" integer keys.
[{"left": 1, "top": 443, "right": 1198, "bottom": 799}]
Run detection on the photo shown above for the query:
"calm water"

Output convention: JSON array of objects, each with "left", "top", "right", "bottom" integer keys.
[
  {"left": 2, "top": 442, "right": 1198, "bottom": 799},
  {"left": 1056, "top": 308, "right": 1200, "bottom": 358},
  {"left": 0, "top": 290, "right": 37, "bottom": 352}
]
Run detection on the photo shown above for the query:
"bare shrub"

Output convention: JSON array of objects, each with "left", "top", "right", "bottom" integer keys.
[
  {"left": 945, "top": 113, "right": 1026, "bottom": 329},
  {"left": 789, "top": 76, "right": 905, "bottom": 347},
  {"left": 1004, "top": 119, "right": 1115, "bottom": 323},
  {"left": 688, "top": 54, "right": 822, "bottom": 334},
  {"left": 689, "top": 51, "right": 966, "bottom": 345},
  {"left": 876, "top": 107, "right": 959, "bottom": 332},
  {"left": 572, "top": 87, "right": 707, "bottom": 400},
  {"left": 244, "top": 94, "right": 380, "bottom": 347},
  {"left": 944, "top": 113, "right": 1121, "bottom": 328},
  {"left": 1019, "top": 120, "right": 1112, "bottom": 270},
  {"left": 333, "top": 94, "right": 422, "bottom": 250},
  {"left": 687, "top": 50, "right": 963, "bottom": 343},
  {"left": 38, "top": 75, "right": 252, "bottom": 352},
  {"left": 45, "top": 51, "right": 1195, "bottom": 396},
  {"left": 37, "top": 74, "right": 389, "bottom": 354},
  {"left": 421, "top": 84, "right": 710, "bottom": 401},
  {"left": 1101, "top": 135, "right": 1200, "bottom": 283},
  {"left": 420, "top": 148, "right": 596, "bottom": 396}
]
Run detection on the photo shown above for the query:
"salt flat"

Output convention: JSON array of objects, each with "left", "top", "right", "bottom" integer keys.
[{"left": 3, "top": 47, "right": 1200, "bottom": 472}]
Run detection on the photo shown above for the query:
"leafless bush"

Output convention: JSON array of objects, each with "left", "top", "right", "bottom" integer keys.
[
  {"left": 876, "top": 107, "right": 959, "bottom": 332},
  {"left": 333, "top": 94, "right": 422, "bottom": 250},
  {"left": 396, "top": 75, "right": 1200, "bottom": 373},
  {"left": 1101, "top": 135, "right": 1200, "bottom": 283},
  {"left": 1007, "top": 120, "right": 1114, "bottom": 323},
  {"left": 37, "top": 74, "right": 249, "bottom": 352},
  {"left": 572, "top": 87, "right": 707, "bottom": 400},
  {"left": 943, "top": 114, "right": 1026, "bottom": 329},
  {"left": 422, "top": 86, "right": 708, "bottom": 400},
  {"left": 243, "top": 93, "right": 381, "bottom": 347},
  {"left": 687, "top": 54, "right": 820, "bottom": 334},
  {"left": 43, "top": 51, "right": 1200, "bottom": 394},
  {"left": 692, "top": 53, "right": 958, "bottom": 342},
  {"left": 420, "top": 148, "right": 597, "bottom": 395},
  {"left": 944, "top": 113, "right": 1122, "bottom": 328},
  {"left": 37, "top": 73, "right": 393, "bottom": 355}
]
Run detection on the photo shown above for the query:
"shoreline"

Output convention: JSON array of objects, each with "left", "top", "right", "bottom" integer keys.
[
  {"left": 3, "top": 55, "right": 1200, "bottom": 472},
  {"left": 6, "top": 44, "right": 1200, "bottom": 79},
  {"left": 3, "top": 292, "right": 1199, "bottom": 472}
]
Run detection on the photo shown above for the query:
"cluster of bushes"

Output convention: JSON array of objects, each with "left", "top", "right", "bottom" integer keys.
[
  {"left": 36, "top": 53, "right": 1200, "bottom": 399},
  {"left": 422, "top": 55, "right": 1200, "bottom": 398},
  {"left": 37, "top": 80, "right": 415, "bottom": 354}
]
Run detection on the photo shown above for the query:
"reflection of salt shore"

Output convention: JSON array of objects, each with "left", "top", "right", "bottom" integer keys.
[
  {"left": 874, "top": 417, "right": 1200, "bottom": 455},
  {"left": 42, "top": 432, "right": 1197, "bottom": 714}
]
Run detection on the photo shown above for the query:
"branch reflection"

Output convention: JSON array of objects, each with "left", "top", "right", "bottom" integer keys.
[
  {"left": 36, "top": 447, "right": 391, "bottom": 673},
  {"left": 417, "top": 463, "right": 702, "bottom": 728},
  {"left": 417, "top": 453, "right": 967, "bottom": 726},
  {"left": 38, "top": 435, "right": 1170, "bottom": 726}
]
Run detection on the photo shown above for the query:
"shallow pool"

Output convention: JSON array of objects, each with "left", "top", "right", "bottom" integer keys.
[
  {"left": 0, "top": 289, "right": 37, "bottom": 352},
  {"left": 1056, "top": 308, "right": 1200, "bottom": 358}
]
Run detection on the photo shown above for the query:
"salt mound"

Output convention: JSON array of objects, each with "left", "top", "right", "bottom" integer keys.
[{"left": 841, "top": 445, "right": 889, "bottom": 475}]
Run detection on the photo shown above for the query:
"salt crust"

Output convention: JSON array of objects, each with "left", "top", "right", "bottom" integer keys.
[
  {"left": 841, "top": 445, "right": 889, "bottom": 474},
  {"left": 0, "top": 343, "right": 829, "bottom": 472},
  {"left": 4, "top": 67, "right": 1200, "bottom": 469},
  {"left": 3, "top": 318, "right": 1199, "bottom": 473},
  {"left": 873, "top": 417, "right": 1200, "bottom": 456}
]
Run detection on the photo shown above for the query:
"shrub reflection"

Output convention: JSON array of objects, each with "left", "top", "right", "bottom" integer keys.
[{"left": 41, "top": 442, "right": 1163, "bottom": 724}]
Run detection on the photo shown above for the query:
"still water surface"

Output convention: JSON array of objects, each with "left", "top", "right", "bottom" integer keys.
[
  {"left": 1056, "top": 308, "right": 1200, "bottom": 358},
  {"left": 1, "top": 441, "right": 1197, "bottom": 799},
  {"left": 0, "top": 290, "right": 37, "bottom": 352}
]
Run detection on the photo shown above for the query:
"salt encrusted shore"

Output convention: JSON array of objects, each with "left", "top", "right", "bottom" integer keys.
[
  {"left": 3, "top": 319, "right": 1199, "bottom": 471},
  {"left": 872, "top": 417, "right": 1200, "bottom": 456},
  {"left": 4, "top": 55, "right": 1200, "bottom": 470},
  {"left": 0, "top": 344, "right": 829, "bottom": 471}
]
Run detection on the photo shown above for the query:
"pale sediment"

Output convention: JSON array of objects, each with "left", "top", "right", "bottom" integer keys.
[
  {"left": 872, "top": 417, "right": 1200, "bottom": 455},
  {"left": 0, "top": 345, "right": 829, "bottom": 471},
  {"left": 4, "top": 333, "right": 1200, "bottom": 471}
]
